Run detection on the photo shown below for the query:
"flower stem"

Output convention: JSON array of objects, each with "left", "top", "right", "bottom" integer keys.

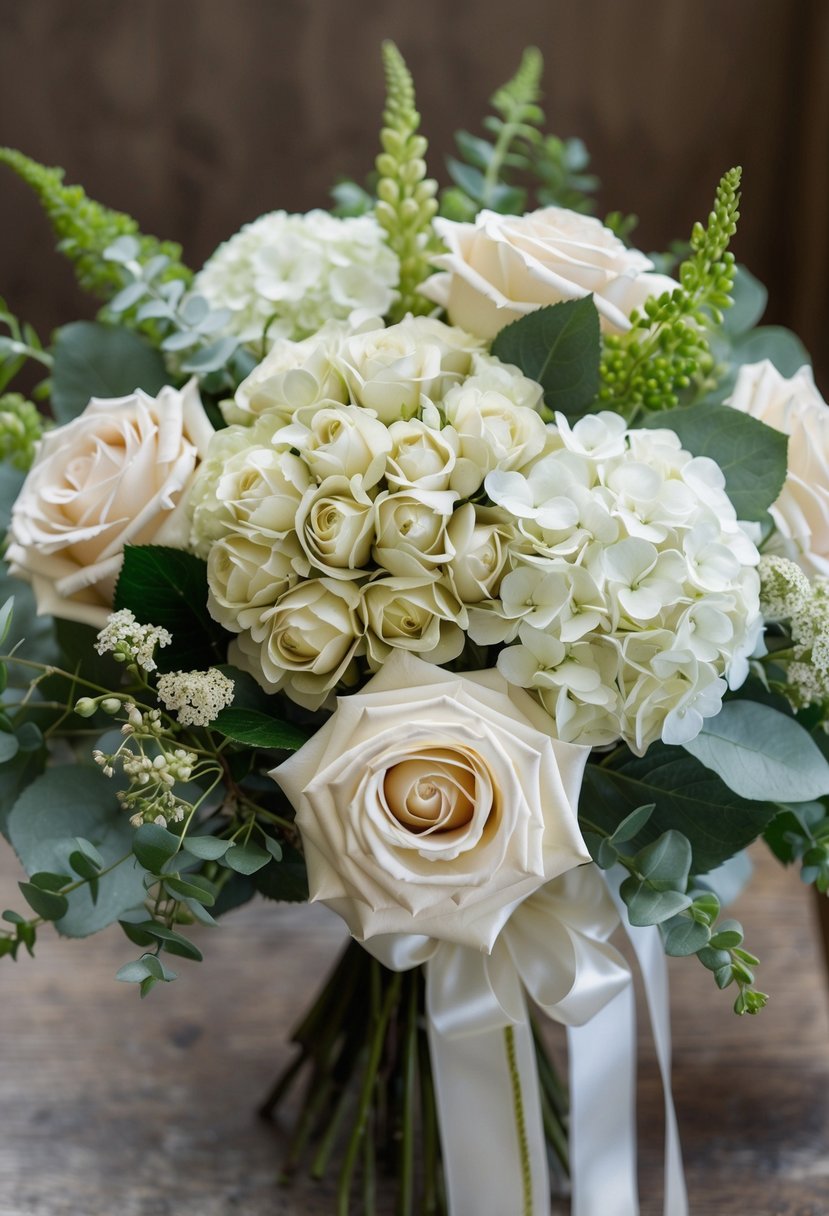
[
  {"left": 337, "top": 965, "right": 403, "bottom": 1216},
  {"left": 504, "top": 1025, "right": 533, "bottom": 1216}
]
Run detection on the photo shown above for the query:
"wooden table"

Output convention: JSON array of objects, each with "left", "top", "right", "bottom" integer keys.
[{"left": 1, "top": 845, "right": 828, "bottom": 1215}]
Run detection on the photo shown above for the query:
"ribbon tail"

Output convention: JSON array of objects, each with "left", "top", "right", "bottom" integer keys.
[
  {"left": 606, "top": 869, "right": 689, "bottom": 1216},
  {"left": 426, "top": 966, "right": 549, "bottom": 1216},
  {"left": 567, "top": 982, "right": 639, "bottom": 1216}
]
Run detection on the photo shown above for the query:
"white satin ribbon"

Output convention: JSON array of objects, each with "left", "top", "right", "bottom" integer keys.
[{"left": 366, "top": 863, "right": 684, "bottom": 1216}]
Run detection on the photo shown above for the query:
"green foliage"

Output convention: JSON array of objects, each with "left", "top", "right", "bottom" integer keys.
[
  {"left": 6, "top": 766, "right": 147, "bottom": 936},
  {"left": 586, "top": 808, "right": 767, "bottom": 1013},
  {"left": 683, "top": 701, "right": 829, "bottom": 802},
  {"left": 599, "top": 167, "right": 742, "bottom": 419},
  {"left": 210, "top": 706, "right": 309, "bottom": 752},
  {"left": 374, "top": 42, "right": 440, "bottom": 320},
  {"left": 491, "top": 297, "right": 601, "bottom": 420},
  {"left": 581, "top": 742, "right": 779, "bottom": 874},
  {"left": 764, "top": 801, "right": 829, "bottom": 892},
  {"left": 330, "top": 178, "right": 376, "bottom": 218},
  {"left": 0, "top": 394, "right": 46, "bottom": 471},
  {"left": 0, "top": 298, "right": 52, "bottom": 398},
  {"left": 441, "top": 48, "right": 611, "bottom": 224},
  {"left": 0, "top": 147, "right": 191, "bottom": 302},
  {"left": 50, "top": 321, "right": 170, "bottom": 423},
  {"left": 114, "top": 545, "right": 230, "bottom": 671},
  {"left": 640, "top": 400, "right": 787, "bottom": 523},
  {"left": 102, "top": 236, "right": 245, "bottom": 384}
]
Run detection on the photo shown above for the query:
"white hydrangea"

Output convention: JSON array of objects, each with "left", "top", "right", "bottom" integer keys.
[
  {"left": 193, "top": 211, "right": 400, "bottom": 348},
  {"left": 156, "top": 668, "right": 235, "bottom": 727},
  {"left": 477, "top": 411, "right": 762, "bottom": 754},
  {"left": 94, "top": 609, "right": 172, "bottom": 672}
]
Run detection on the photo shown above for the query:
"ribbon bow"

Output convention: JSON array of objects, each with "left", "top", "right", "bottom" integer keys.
[{"left": 366, "top": 864, "right": 688, "bottom": 1216}]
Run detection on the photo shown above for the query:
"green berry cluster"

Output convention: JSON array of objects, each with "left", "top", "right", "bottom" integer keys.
[
  {"left": 374, "top": 43, "right": 440, "bottom": 321},
  {"left": 0, "top": 393, "right": 45, "bottom": 471},
  {"left": 599, "top": 167, "right": 741, "bottom": 421}
]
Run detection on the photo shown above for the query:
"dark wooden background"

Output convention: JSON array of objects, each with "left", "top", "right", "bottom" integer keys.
[{"left": 0, "top": 0, "right": 827, "bottom": 387}]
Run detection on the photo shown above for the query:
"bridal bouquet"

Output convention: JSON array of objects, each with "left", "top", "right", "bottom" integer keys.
[{"left": 2, "top": 43, "right": 827, "bottom": 1216}]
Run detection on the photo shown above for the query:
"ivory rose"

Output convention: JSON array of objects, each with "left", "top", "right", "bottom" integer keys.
[
  {"left": 420, "top": 206, "right": 679, "bottom": 340},
  {"left": 727, "top": 360, "right": 829, "bottom": 575},
  {"left": 271, "top": 651, "right": 591, "bottom": 952},
  {"left": 7, "top": 381, "right": 213, "bottom": 628}
]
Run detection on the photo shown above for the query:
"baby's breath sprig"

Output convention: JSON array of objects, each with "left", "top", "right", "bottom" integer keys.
[
  {"left": 599, "top": 167, "right": 742, "bottom": 421},
  {"left": 374, "top": 42, "right": 440, "bottom": 321}
]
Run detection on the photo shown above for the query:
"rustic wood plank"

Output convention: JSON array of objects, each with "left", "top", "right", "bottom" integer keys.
[{"left": 1, "top": 842, "right": 827, "bottom": 1214}]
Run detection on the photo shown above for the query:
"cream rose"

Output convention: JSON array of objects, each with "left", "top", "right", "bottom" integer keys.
[
  {"left": 206, "top": 533, "right": 302, "bottom": 633},
  {"left": 360, "top": 575, "right": 467, "bottom": 668},
  {"left": 271, "top": 651, "right": 590, "bottom": 951},
  {"left": 295, "top": 476, "right": 376, "bottom": 578},
  {"left": 336, "top": 316, "right": 477, "bottom": 423},
  {"left": 727, "top": 360, "right": 829, "bottom": 575},
  {"left": 7, "top": 381, "right": 213, "bottom": 628},
  {"left": 420, "top": 207, "right": 679, "bottom": 339},
  {"left": 228, "top": 320, "right": 353, "bottom": 426},
  {"left": 277, "top": 405, "right": 392, "bottom": 489},
  {"left": 230, "top": 577, "right": 364, "bottom": 709}
]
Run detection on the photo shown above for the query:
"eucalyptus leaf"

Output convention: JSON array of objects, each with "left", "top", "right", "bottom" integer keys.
[
  {"left": 619, "top": 880, "right": 691, "bottom": 926},
  {"left": 684, "top": 701, "right": 829, "bottom": 802},
  {"left": 641, "top": 402, "right": 787, "bottom": 522},
  {"left": 662, "top": 917, "right": 711, "bottom": 956},
  {"left": 581, "top": 744, "right": 779, "bottom": 874},
  {"left": 132, "top": 822, "right": 180, "bottom": 874},
  {"left": 51, "top": 322, "right": 169, "bottom": 423},
  {"left": 491, "top": 298, "right": 601, "bottom": 419},
  {"left": 7, "top": 766, "right": 148, "bottom": 936},
  {"left": 19, "top": 882, "right": 68, "bottom": 922},
  {"left": 222, "top": 841, "right": 271, "bottom": 876}
]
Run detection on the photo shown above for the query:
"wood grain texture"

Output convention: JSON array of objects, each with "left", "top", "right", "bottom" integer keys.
[
  {"left": 0, "top": 0, "right": 826, "bottom": 386},
  {"left": 1, "top": 843, "right": 827, "bottom": 1215}
]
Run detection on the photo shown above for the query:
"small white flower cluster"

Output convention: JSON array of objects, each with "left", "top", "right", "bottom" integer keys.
[
  {"left": 760, "top": 555, "right": 829, "bottom": 718},
  {"left": 188, "top": 315, "right": 762, "bottom": 753},
  {"left": 94, "top": 609, "right": 172, "bottom": 673},
  {"left": 193, "top": 210, "right": 400, "bottom": 348},
  {"left": 93, "top": 704, "right": 199, "bottom": 827},
  {"left": 157, "top": 668, "right": 235, "bottom": 727}
]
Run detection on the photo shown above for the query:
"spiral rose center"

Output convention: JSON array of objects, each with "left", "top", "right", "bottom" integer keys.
[{"left": 382, "top": 750, "right": 482, "bottom": 835}]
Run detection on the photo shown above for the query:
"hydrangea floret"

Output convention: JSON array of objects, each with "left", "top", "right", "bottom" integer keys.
[{"left": 193, "top": 210, "right": 400, "bottom": 350}]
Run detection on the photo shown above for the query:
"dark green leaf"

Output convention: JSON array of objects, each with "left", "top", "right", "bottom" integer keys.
[
  {"left": 210, "top": 707, "right": 308, "bottom": 751},
  {"left": 581, "top": 744, "right": 779, "bottom": 874},
  {"left": 253, "top": 842, "right": 309, "bottom": 903},
  {"left": 118, "top": 919, "right": 202, "bottom": 961},
  {"left": 19, "top": 882, "right": 68, "bottom": 921},
  {"left": 114, "top": 546, "right": 228, "bottom": 671},
  {"left": 709, "top": 918, "right": 744, "bottom": 949},
  {"left": 132, "top": 822, "right": 180, "bottom": 874},
  {"left": 0, "top": 732, "right": 19, "bottom": 764},
  {"left": 73, "top": 836, "right": 105, "bottom": 869},
  {"left": 51, "top": 322, "right": 170, "bottom": 424},
  {"left": 29, "top": 871, "right": 72, "bottom": 892},
  {"left": 641, "top": 402, "right": 787, "bottom": 522},
  {"left": 222, "top": 841, "right": 271, "bottom": 876},
  {"left": 491, "top": 298, "right": 601, "bottom": 420},
  {"left": 683, "top": 701, "right": 829, "bottom": 802}
]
